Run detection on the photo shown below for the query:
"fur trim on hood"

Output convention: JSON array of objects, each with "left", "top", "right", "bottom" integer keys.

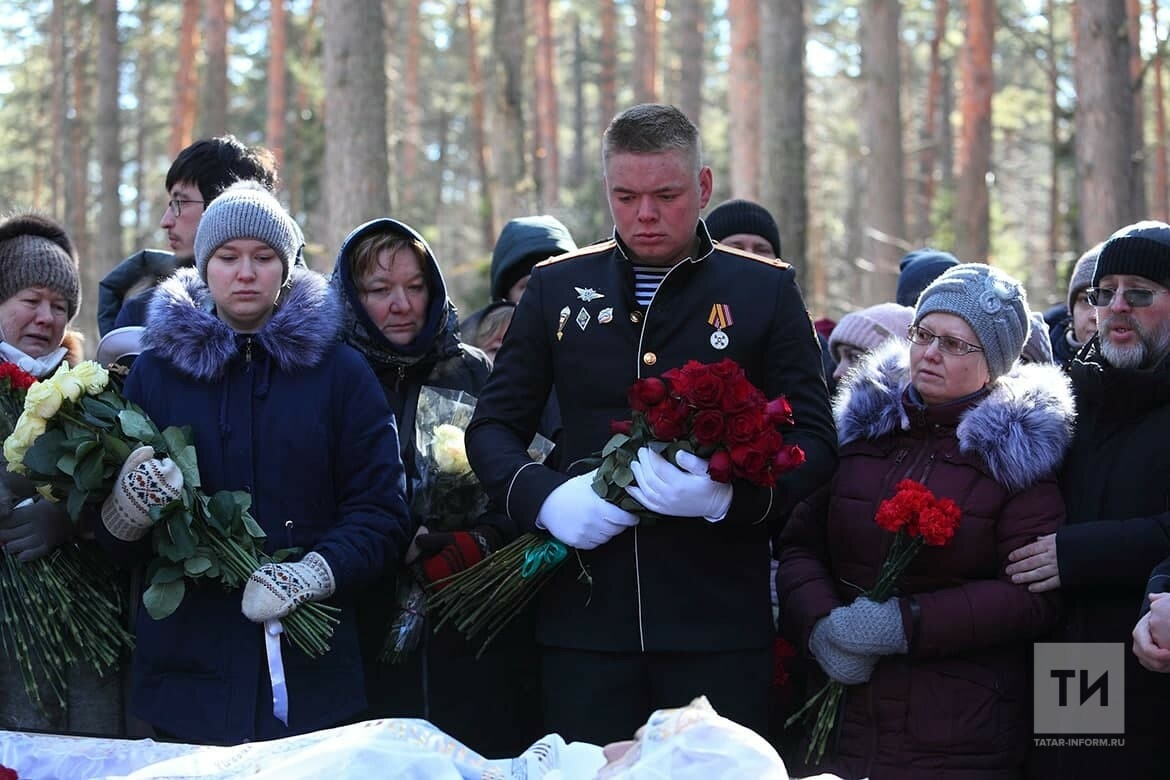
[
  {"left": 835, "top": 338, "right": 1076, "bottom": 492},
  {"left": 142, "top": 266, "right": 341, "bottom": 381}
]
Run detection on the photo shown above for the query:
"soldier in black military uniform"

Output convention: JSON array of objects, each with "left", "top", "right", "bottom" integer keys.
[{"left": 466, "top": 104, "right": 837, "bottom": 745}]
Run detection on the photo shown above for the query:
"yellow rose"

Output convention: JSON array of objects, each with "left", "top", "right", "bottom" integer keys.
[
  {"left": 12, "top": 414, "right": 45, "bottom": 448},
  {"left": 70, "top": 361, "right": 109, "bottom": 395},
  {"left": 25, "top": 379, "right": 64, "bottom": 420},
  {"left": 54, "top": 370, "right": 86, "bottom": 402},
  {"left": 3, "top": 436, "right": 27, "bottom": 472},
  {"left": 432, "top": 424, "right": 472, "bottom": 475}
]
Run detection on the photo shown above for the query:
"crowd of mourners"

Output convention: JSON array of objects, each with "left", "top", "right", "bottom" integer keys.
[{"left": 2, "top": 104, "right": 1170, "bottom": 780}]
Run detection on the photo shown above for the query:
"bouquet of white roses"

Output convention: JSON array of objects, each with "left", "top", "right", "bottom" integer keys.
[
  {"left": 4, "top": 361, "right": 339, "bottom": 658},
  {"left": 382, "top": 386, "right": 554, "bottom": 662},
  {"left": 0, "top": 360, "right": 133, "bottom": 713}
]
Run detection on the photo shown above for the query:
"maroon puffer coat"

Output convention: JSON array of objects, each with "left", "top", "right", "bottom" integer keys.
[{"left": 777, "top": 342, "right": 1073, "bottom": 780}]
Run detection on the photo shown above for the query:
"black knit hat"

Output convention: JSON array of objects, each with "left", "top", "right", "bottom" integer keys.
[
  {"left": 897, "top": 248, "right": 960, "bottom": 307},
  {"left": 490, "top": 216, "right": 577, "bottom": 301},
  {"left": 704, "top": 199, "right": 782, "bottom": 257},
  {"left": 1092, "top": 221, "right": 1170, "bottom": 288},
  {"left": 0, "top": 213, "right": 81, "bottom": 320}
]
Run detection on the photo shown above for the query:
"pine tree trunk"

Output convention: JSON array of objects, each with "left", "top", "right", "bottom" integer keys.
[
  {"left": 1152, "top": 0, "right": 1168, "bottom": 220},
  {"left": 200, "top": 0, "right": 230, "bottom": 138},
  {"left": 728, "top": 0, "right": 761, "bottom": 199},
  {"left": 267, "top": 0, "right": 288, "bottom": 171},
  {"left": 861, "top": 0, "right": 905, "bottom": 301},
  {"left": 956, "top": 0, "right": 993, "bottom": 263},
  {"left": 170, "top": 0, "right": 199, "bottom": 157},
  {"left": 532, "top": 0, "right": 559, "bottom": 210},
  {"left": 323, "top": 2, "right": 391, "bottom": 253},
  {"left": 634, "top": 0, "right": 660, "bottom": 103}
]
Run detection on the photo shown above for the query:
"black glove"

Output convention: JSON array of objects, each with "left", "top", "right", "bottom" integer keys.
[
  {"left": 0, "top": 498, "right": 74, "bottom": 562},
  {"left": 416, "top": 526, "right": 502, "bottom": 589}
]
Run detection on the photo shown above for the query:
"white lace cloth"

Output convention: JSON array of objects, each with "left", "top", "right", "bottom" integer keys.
[{"left": 0, "top": 719, "right": 605, "bottom": 780}]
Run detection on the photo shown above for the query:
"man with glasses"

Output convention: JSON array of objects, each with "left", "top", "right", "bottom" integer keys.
[
  {"left": 1007, "top": 220, "right": 1170, "bottom": 778},
  {"left": 96, "top": 135, "right": 279, "bottom": 335}
]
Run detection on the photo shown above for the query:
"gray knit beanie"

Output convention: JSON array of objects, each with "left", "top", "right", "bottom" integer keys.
[
  {"left": 914, "top": 263, "right": 1029, "bottom": 382},
  {"left": 0, "top": 213, "right": 81, "bottom": 320},
  {"left": 829, "top": 302, "right": 914, "bottom": 358},
  {"left": 194, "top": 181, "right": 301, "bottom": 282},
  {"left": 1092, "top": 220, "right": 1170, "bottom": 289},
  {"left": 1067, "top": 243, "right": 1101, "bottom": 313}
]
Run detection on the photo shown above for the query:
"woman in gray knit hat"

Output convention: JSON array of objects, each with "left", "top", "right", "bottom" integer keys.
[
  {"left": 94, "top": 181, "right": 411, "bottom": 745},
  {"left": 776, "top": 263, "right": 1075, "bottom": 778}
]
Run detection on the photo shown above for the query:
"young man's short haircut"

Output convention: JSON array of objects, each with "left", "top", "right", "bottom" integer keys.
[{"left": 165, "top": 135, "right": 279, "bottom": 204}]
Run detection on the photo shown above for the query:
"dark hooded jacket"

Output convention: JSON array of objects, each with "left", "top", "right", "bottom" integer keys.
[
  {"left": 97, "top": 266, "right": 410, "bottom": 745},
  {"left": 333, "top": 220, "right": 540, "bottom": 756},
  {"left": 332, "top": 219, "right": 491, "bottom": 486},
  {"left": 777, "top": 341, "right": 1071, "bottom": 779},
  {"left": 1029, "top": 337, "right": 1170, "bottom": 779}
]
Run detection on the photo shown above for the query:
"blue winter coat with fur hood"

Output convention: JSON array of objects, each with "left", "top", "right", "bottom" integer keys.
[
  {"left": 99, "top": 266, "right": 411, "bottom": 745},
  {"left": 777, "top": 339, "right": 1074, "bottom": 779}
]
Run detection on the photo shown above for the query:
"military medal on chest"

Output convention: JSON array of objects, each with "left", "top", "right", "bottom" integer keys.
[{"left": 708, "top": 303, "right": 733, "bottom": 349}]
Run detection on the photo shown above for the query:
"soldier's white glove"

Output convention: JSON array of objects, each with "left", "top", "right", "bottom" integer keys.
[
  {"left": 101, "top": 445, "right": 184, "bottom": 541},
  {"left": 241, "top": 551, "right": 336, "bottom": 623},
  {"left": 536, "top": 470, "right": 639, "bottom": 549},
  {"left": 627, "top": 447, "right": 732, "bottom": 521}
]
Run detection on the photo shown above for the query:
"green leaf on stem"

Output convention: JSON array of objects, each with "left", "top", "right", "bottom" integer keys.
[
  {"left": 143, "top": 579, "right": 185, "bottom": 620},
  {"left": 74, "top": 447, "right": 105, "bottom": 491},
  {"left": 117, "top": 409, "right": 159, "bottom": 443},
  {"left": 205, "top": 492, "right": 237, "bottom": 536},
  {"left": 601, "top": 433, "right": 630, "bottom": 457},
  {"left": 101, "top": 431, "right": 133, "bottom": 464},
  {"left": 65, "top": 485, "right": 88, "bottom": 523},
  {"left": 56, "top": 453, "right": 77, "bottom": 476},
  {"left": 183, "top": 556, "right": 212, "bottom": 576},
  {"left": 145, "top": 559, "right": 185, "bottom": 584},
  {"left": 162, "top": 512, "right": 198, "bottom": 559},
  {"left": 23, "top": 428, "right": 67, "bottom": 473},
  {"left": 611, "top": 464, "right": 634, "bottom": 488},
  {"left": 80, "top": 395, "right": 119, "bottom": 424}
]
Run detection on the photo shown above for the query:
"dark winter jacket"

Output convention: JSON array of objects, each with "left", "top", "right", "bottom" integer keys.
[
  {"left": 98, "top": 266, "right": 410, "bottom": 745},
  {"left": 467, "top": 223, "right": 838, "bottom": 653},
  {"left": 332, "top": 219, "right": 540, "bottom": 756},
  {"left": 777, "top": 341, "right": 1071, "bottom": 779},
  {"left": 97, "top": 249, "right": 181, "bottom": 334},
  {"left": 1030, "top": 337, "right": 1170, "bottom": 778}
]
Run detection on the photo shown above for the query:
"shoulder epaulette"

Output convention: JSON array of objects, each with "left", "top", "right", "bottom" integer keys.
[
  {"left": 715, "top": 243, "right": 791, "bottom": 269},
  {"left": 535, "top": 239, "right": 617, "bottom": 268}
]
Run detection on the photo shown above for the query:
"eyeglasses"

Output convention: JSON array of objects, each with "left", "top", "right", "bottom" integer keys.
[
  {"left": 166, "top": 197, "right": 205, "bottom": 217},
  {"left": 1085, "top": 287, "right": 1170, "bottom": 308},
  {"left": 907, "top": 324, "right": 984, "bottom": 356}
]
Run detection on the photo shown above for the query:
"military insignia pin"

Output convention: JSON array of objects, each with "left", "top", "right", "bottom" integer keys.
[
  {"left": 598, "top": 307, "right": 614, "bottom": 324},
  {"left": 576, "top": 307, "right": 591, "bottom": 331},
  {"left": 575, "top": 286, "right": 605, "bottom": 302},
  {"left": 708, "top": 303, "right": 733, "bottom": 350},
  {"left": 556, "top": 306, "right": 570, "bottom": 341}
]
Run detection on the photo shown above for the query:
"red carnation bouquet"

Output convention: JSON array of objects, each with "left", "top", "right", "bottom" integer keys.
[
  {"left": 593, "top": 358, "right": 805, "bottom": 518},
  {"left": 788, "top": 479, "right": 961, "bottom": 764},
  {"left": 429, "top": 358, "right": 804, "bottom": 656}
]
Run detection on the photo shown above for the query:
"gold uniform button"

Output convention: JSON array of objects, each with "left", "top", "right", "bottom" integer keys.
[
  {"left": 629, "top": 311, "right": 642, "bottom": 324},
  {"left": 643, "top": 352, "right": 657, "bottom": 366}
]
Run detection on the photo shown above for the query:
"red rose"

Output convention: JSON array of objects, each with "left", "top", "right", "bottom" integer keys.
[
  {"left": 709, "top": 358, "right": 744, "bottom": 381},
  {"left": 708, "top": 449, "right": 734, "bottom": 483},
  {"left": 685, "top": 372, "right": 725, "bottom": 409},
  {"left": 719, "top": 376, "right": 761, "bottom": 413},
  {"left": 646, "top": 398, "right": 688, "bottom": 440},
  {"left": 773, "top": 443, "right": 805, "bottom": 473},
  {"left": 690, "top": 409, "right": 725, "bottom": 446},
  {"left": 726, "top": 408, "right": 765, "bottom": 444},
  {"left": 628, "top": 377, "right": 667, "bottom": 412},
  {"left": 610, "top": 419, "right": 633, "bottom": 436},
  {"left": 764, "top": 395, "right": 794, "bottom": 426},
  {"left": 730, "top": 443, "right": 773, "bottom": 485},
  {"left": 0, "top": 765, "right": 17, "bottom": 780}
]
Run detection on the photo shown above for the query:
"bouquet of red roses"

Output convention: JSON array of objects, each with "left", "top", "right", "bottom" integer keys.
[
  {"left": 593, "top": 358, "right": 805, "bottom": 518},
  {"left": 788, "top": 479, "right": 961, "bottom": 764},
  {"left": 429, "top": 358, "right": 804, "bottom": 656}
]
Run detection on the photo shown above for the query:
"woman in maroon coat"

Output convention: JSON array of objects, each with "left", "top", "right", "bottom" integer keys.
[{"left": 777, "top": 264, "right": 1073, "bottom": 779}]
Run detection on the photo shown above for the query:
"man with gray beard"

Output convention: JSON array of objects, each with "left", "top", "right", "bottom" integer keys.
[{"left": 1006, "top": 220, "right": 1170, "bottom": 779}]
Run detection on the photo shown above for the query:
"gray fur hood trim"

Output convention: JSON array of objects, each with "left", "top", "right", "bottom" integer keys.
[
  {"left": 835, "top": 338, "right": 1076, "bottom": 492},
  {"left": 142, "top": 266, "right": 341, "bottom": 381}
]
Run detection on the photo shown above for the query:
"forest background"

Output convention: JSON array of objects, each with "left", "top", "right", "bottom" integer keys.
[{"left": 0, "top": 0, "right": 1160, "bottom": 353}]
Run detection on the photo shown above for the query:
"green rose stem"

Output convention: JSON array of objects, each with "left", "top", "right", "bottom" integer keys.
[
  {"left": 198, "top": 523, "right": 339, "bottom": 657},
  {"left": 428, "top": 533, "right": 568, "bottom": 659}
]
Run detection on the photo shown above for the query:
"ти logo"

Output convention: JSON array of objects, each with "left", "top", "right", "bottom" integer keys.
[{"left": 1033, "top": 643, "right": 1125, "bottom": 735}]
